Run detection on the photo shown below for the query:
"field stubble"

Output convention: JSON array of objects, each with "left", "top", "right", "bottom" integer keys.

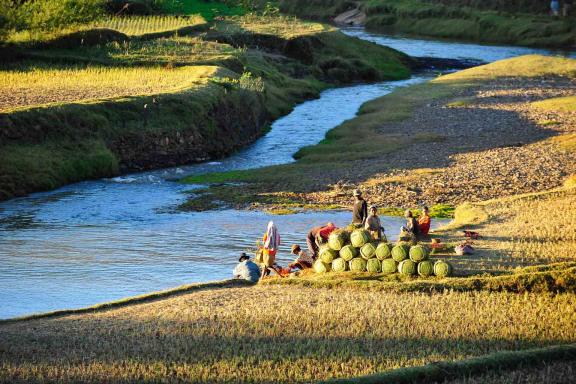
[{"left": 1, "top": 286, "right": 575, "bottom": 383}]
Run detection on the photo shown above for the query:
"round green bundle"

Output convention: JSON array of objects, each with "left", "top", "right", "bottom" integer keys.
[
  {"left": 319, "top": 246, "right": 337, "bottom": 264},
  {"left": 328, "top": 230, "right": 349, "bottom": 251},
  {"left": 391, "top": 244, "right": 410, "bottom": 262},
  {"left": 360, "top": 242, "right": 377, "bottom": 260},
  {"left": 417, "top": 260, "right": 434, "bottom": 277},
  {"left": 398, "top": 259, "right": 416, "bottom": 275},
  {"left": 375, "top": 242, "right": 392, "bottom": 260},
  {"left": 332, "top": 257, "right": 347, "bottom": 272},
  {"left": 409, "top": 245, "right": 429, "bottom": 262},
  {"left": 349, "top": 257, "right": 367, "bottom": 272},
  {"left": 339, "top": 245, "right": 358, "bottom": 261},
  {"left": 350, "top": 229, "right": 371, "bottom": 248},
  {"left": 434, "top": 260, "right": 453, "bottom": 277},
  {"left": 366, "top": 258, "right": 381, "bottom": 273},
  {"left": 381, "top": 258, "right": 397, "bottom": 274},
  {"left": 313, "top": 259, "right": 331, "bottom": 273}
]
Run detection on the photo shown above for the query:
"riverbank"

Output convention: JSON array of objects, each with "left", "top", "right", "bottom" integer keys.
[
  {"left": 0, "top": 14, "right": 410, "bottom": 201},
  {"left": 278, "top": 0, "right": 576, "bottom": 48},
  {"left": 181, "top": 54, "right": 576, "bottom": 213}
]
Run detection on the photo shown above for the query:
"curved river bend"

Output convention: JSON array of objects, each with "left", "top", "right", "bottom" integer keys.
[{"left": 0, "top": 29, "right": 573, "bottom": 319}]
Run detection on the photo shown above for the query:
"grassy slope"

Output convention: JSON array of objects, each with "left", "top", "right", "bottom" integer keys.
[
  {"left": 179, "top": 54, "right": 576, "bottom": 211},
  {"left": 1, "top": 285, "right": 575, "bottom": 383},
  {"left": 0, "top": 14, "right": 409, "bottom": 201},
  {"left": 279, "top": 0, "right": 576, "bottom": 47}
]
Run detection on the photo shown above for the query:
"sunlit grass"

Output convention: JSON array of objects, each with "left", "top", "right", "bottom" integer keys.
[
  {"left": 214, "top": 14, "right": 332, "bottom": 38},
  {"left": 1, "top": 286, "right": 575, "bottom": 383},
  {"left": 92, "top": 15, "right": 206, "bottom": 36},
  {"left": 0, "top": 65, "right": 218, "bottom": 112}
]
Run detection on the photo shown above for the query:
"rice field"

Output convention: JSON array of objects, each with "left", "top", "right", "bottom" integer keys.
[
  {"left": 92, "top": 15, "right": 206, "bottom": 36},
  {"left": 442, "top": 185, "right": 576, "bottom": 273},
  {"left": 215, "top": 14, "right": 332, "bottom": 38},
  {"left": 0, "top": 65, "right": 218, "bottom": 112},
  {"left": 0, "top": 285, "right": 574, "bottom": 383}
]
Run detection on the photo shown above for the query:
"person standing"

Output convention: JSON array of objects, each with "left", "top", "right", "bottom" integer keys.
[
  {"left": 551, "top": 0, "right": 561, "bottom": 16},
  {"left": 365, "top": 205, "right": 384, "bottom": 240},
  {"left": 417, "top": 206, "right": 432, "bottom": 236},
  {"left": 233, "top": 253, "right": 260, "bottom": 283},
  {"left": 352, "top": 189, "right": 368, "bottom": 227},
  {"left": 261, "top": 221, "right": 280, "bottom": 278},
  {"left": 563, "top": 0, "right": 573, "bottom": 17}
]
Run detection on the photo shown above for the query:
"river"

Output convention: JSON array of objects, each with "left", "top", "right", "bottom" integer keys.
[{"left": 0, "top": 28, "right": 573, "bottom": 319}]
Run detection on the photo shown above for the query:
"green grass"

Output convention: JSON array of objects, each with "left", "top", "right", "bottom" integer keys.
[
  {"left": 159, "top": 0, "right": 245, "bottom": 20},
  {"left": 533, "top": 96, "right": 576, "bottom": 113},
  {"left": 278, "top": 0, "right": 575, "bottom": 47}
]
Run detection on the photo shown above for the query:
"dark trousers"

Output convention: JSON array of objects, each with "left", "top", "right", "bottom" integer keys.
[{"left": 307, "top": 233, "right": 319, "bottom": 258}]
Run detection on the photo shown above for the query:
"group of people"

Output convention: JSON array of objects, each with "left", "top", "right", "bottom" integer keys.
[
  {"left": 232, "top": 189, "right": 432, "bottom": 283},
  {"left": 551, "top": 0, "right": 572, "bottom": 16}
]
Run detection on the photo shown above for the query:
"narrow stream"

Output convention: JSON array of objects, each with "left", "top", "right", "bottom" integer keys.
[{"left": 0, "top": 28, "right": 573, "bottom": 319}]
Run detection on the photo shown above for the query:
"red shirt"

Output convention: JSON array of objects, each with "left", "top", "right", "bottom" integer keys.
[
  {"left": 318, "top": 225, "right": 336, "bottom": 240},
  {"left": 418, "top": 215, "right": 431, "bottom": 235}
]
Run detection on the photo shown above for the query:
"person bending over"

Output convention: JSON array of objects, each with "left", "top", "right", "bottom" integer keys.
[{"left": 306, "top": 222, "right": 336, "bottom": 258}]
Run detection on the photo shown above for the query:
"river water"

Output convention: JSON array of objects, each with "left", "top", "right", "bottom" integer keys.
[{"left": 0, "top": 29, "right": 573, "bottom": 319}]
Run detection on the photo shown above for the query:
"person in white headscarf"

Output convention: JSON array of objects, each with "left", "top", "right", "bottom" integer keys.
[{"left": 261, "top": 221, "right": 281, "bottom": 278}]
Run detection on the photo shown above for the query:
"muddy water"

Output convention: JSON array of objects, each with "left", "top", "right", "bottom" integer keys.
[{"left": 1, "top": 29, "right": 572, "bottom": 319}]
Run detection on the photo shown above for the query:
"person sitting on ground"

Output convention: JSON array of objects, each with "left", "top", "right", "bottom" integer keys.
[
  {"left": 365, "top": 205, "right": 385, "bottom": 240},
  {"left": 306, "top": 222, "right": 337, "bottom": 258},
  {"left": 233, "top": 253, "right": 260, "bottom": 283},
  {"left": 401, "top": 210, "right": 420, "bottom": 239},
  {"left": 261, "top": 221, "right": 281, "bottom": 278},
  {"left": 417, "top": 206, "right": 431, "bottom": 237},
  {"left": 352, "top": 189, "right": 368, "bottom": 227},
  {"left": 288, "top": 244, "right": 314, "bottom": 271}
]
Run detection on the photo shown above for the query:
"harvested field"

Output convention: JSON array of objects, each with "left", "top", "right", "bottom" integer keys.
[
  {"left": 1, "top": 286, "right": 575, "bottom": 383},
  {"left": 0, "top": 65, "right": 218, "bottom": 112}
]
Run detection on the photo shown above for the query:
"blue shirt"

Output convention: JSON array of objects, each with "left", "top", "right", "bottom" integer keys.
[{"left": 233, "top": 260, "right": 260, "bottom": 283}]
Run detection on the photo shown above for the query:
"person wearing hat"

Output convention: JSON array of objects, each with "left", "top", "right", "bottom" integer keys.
[
  {"left": 288, "top": 244, "right": 314, "bottom": 271},
  {"left": 365, "top": 205, "right": 385, "bottom": 241},
  {"left": 352, "top": 189, "right": 368, "bottom": 227},
  {"left": 233, "top": 253, "right": 261, "bottom": 283}
]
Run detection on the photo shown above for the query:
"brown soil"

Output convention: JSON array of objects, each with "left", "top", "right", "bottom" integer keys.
[{"left": 294, "top": 76, "right": 576, "bottom": 209}]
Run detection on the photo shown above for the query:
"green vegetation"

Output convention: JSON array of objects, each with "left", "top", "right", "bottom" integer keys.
[
  {"left": 278, "top": 0, "right": 575, "bottom": 47},
  {"left": 0, "top": 6, "right": 409, "bottom": 200}
]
